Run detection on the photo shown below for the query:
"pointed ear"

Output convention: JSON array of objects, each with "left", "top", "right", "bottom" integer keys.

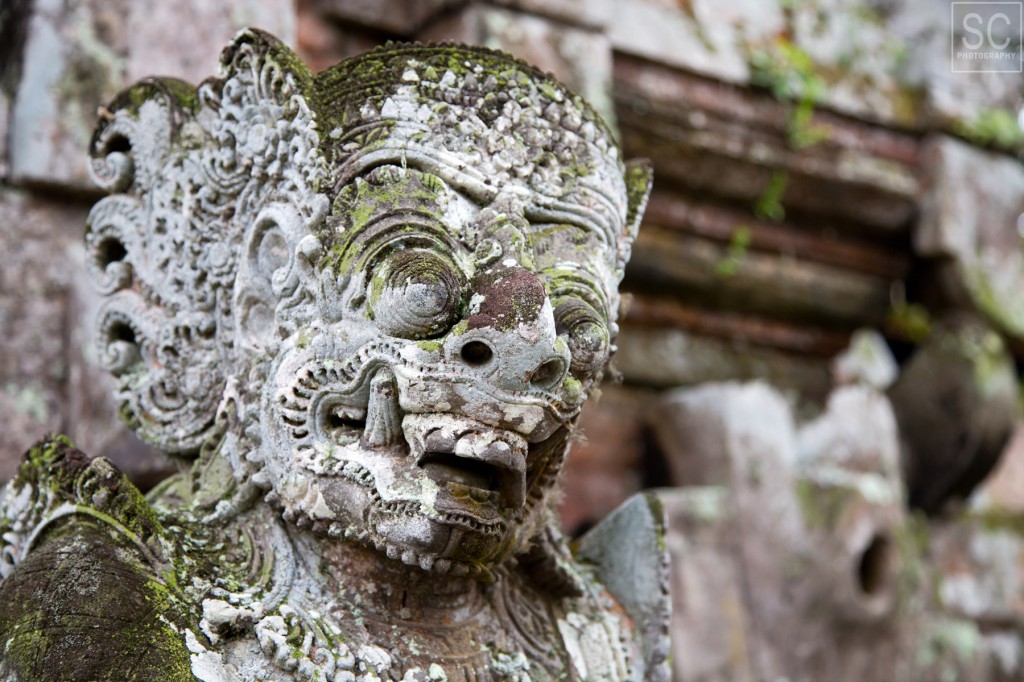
[{"left": 618, "top": 158, "right": 653, "bottom": 271}]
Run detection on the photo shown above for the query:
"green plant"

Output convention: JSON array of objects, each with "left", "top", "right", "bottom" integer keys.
[
  {"left": 887, "top": 301, "right": 933, "bottom": 343},
  {"left": 754, "top": 170, "right": 789, "bottom": 222},
  {"left": 715, "top": 225, "right": 753, "bottom": 278},
  {"left": 749, "top": 38, "right": 831, "bottom": 149},
  {"left": 953, "top": 108, "right": 1024, "bottom": 151}
]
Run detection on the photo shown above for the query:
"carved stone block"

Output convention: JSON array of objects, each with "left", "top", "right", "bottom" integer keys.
[
  {"left": 658, "top": 487, "right": 755, "bottom": 682},
  {"left": 8, "top": 0, "right": 294, "bottom": 189},
  {"left": 487, "top": 0, "right": 613, "bottom": 30},
  {"left": 310, "top": 0, "right": 459, "bottom": 36},
  {"left": 651, "top": 381, "right": 911, "bottom": 681},
  {"left": 0, "top": 189, "right": 165, "bottom": 485},
  {"left": 918, "top": 135, "right": 1024, "bottom": 341},
  {"left": 0, "top": 189, "right": 75, "bottom": 474}
]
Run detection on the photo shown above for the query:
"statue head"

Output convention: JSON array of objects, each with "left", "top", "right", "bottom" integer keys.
[{"left": 86, "top": 30, "right": 651, "bottom": 579}]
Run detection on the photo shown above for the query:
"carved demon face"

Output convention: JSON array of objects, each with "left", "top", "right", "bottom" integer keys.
[{"left": 86, "top": 34, "right": 650, "bottom": 579}]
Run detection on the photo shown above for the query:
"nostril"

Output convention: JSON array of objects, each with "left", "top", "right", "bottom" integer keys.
[
  {"left": 529, "top": 358, "right": 565, "bottom": 389},
  {"left": 460, "top": 340, "right": 493, "bottom": 366}
]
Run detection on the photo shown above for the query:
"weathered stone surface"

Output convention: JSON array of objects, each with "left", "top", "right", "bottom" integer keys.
[
  {"left": 887, "top": 0, "right": 1024, "bottom": 140},
  {"left": 614, "top": 55, "right": 920, "bottom": 231},
  {"left": 575, "top": 493, "right": 672, "bottom": 680},
  {"left": 650, "top": 383, "right": 809, "bottom": 678},
  {"left": 971, "top": 422, "right": 1024, "bottom": 514},
  {"left": 932, "top": 518, "right": 1024, "bottom": 624},
  {"left": 608, "top": 0, "right": 781, "bottom": 86},
  {"left": 9, "top": 0, "right": 126, "bottom": 189},
  {"left": 421, "top": 4, "right": 615, "bottom": 127},
  {"left": 488, "top": 0, "right": 612, "bottom": 30},
  {"left": 0, "top": 190, "right": 78, "bottom": 477},
  {"left": 9, "top": 0, "right": 294, "bottom": 190},
  {"left": 122, "top": 0, "right": 295, "bottom": 85},
  {"left": 651, "top": 382, "right": 914, "bottom": 681},
  {"left": 889, "top": 315, "right": 1020, "bottom": 515},
  {"left": 614, "top": 325, "right": 833, "bottom": 401},
  {"left": 658, "top": 486, "right": 755, "bottom": 682},
  {"left": 63, "top": 239, "right": 171, "bottom": 489},
  {"left": 917, "top": 136, "right": 1024, "bottom": 340},
  {"left": 0, "top": 90, "right": 8, "bottom": 179},
  {"left": 832, "top": 328, "right": 899, "bottom": 390},
  {"left": 609, "top": 0, "right": 921, "bottom": 127},
  {"left": 0, "top": 189, "right": 166, "bottom": 485},
  {"left": 310, "top": 0, "right": 457, "bottom": 36},
  {"left": 627, "top": 227, "right": 893, "bottom": 324},
  {"left": 926, "top": 517, "right": 1024, "bottom": 681},
  {"left": 799, "top": 384, "right": 903, "bottom": 479}
]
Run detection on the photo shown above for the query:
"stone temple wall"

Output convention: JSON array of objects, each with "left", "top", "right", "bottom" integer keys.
[{"left": 1, "top": 1, "right": 1023, "bottom": 680}]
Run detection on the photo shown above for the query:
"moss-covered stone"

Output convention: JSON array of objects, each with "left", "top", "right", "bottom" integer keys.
[{"left": 0, "top": 519, "right": 196, "bottom": 681}]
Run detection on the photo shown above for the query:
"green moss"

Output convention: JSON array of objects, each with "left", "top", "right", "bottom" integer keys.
[
  {"left": 562, "top": 376, "right": 583, "bottom": 403},
  {"left": 748, "top": 38, "right": 831, "bottom": 150},
  {"left": 961, "top": 507, "right": 1024, "bottom": 535},
  {"left": 416, "top": 339, "right": 443, "bottom": 353},
  {"left": 917, "top": 617, "right": 982, "bottom": 670},
  {"left": 794, "top": 478, "right": 856, "bottom": 531},
  {"left": 0, "top": 520, "right": 197, "bottom": 681},
  {"left": 886, "top": 301, "right": 932, "bottom": 343},
  {"left": 953, "top": 108, "right": 1024, "bottom": 152},
  {"left": 754, "top": 171, "right": 788, "bottom": 223},
  {"left": 714, "top": 224, "right": 752, "bottom": 278}
]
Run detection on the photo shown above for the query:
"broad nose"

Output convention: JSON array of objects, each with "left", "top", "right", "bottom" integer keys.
[{"left": 444, "top": 266, "right": 570, "bottom": 393}]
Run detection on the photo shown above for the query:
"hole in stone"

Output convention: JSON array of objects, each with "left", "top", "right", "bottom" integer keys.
[
  {"left": 109, "top": 321, "right": 136, "bottom": 345},
  {"left": 98, "top": 237, "right": 127, "bottom": 266},
  {"left": 419, "top": 451, "right": 501, "bottom": 492},
  {"left": 460, "top": 340, "right": 493, "bottom": 366},
  {"left": 107, "top": 134, "right": 131, "bottom": 154},
  {"left": 856, "top": 533, "right": 891, "bottom": 597},
  {"left": 530, "top": 358, "right": 564, "bottom": 388}
]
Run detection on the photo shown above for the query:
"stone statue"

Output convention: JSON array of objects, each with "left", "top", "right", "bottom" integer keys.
[{"left": 0, "top": 30, "right": 667, "bottom": 681}]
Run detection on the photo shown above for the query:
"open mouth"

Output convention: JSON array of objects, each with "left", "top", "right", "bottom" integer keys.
[
  {"left": 319, "top": 401, "right": 367, "bottom": 443},
  {"left": 407, "top": 415, "right": 528, "bottom": 511},
  {"left": 419, "top": 452, "right": 503, "bottom": 504}
]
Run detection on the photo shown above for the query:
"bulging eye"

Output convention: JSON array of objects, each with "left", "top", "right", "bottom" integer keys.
[
  {"left": 367, "top": 248, "right": 464, "bottom": 339},
  {"left": 554, "top": 299, "right": 609, "bottom": 375}
]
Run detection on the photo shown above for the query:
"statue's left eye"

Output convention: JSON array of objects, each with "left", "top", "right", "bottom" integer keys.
[
  {"left": 367, "top": 248, "right": 464, "bottom": 339},
  {"left": 554, "top": 299, "right": 609, "bottom": 376}
]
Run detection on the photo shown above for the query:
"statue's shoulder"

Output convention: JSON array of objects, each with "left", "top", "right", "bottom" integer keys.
[
  {"left": 573, "top": 492, "right": 673, "bottom": 682},
  {"left": 0, "top": 436, "right": 198, "bottom": 682}
]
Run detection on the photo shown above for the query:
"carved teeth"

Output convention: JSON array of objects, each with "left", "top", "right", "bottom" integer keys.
[
  {"left": 404, "top": 414, "right": 529, "bottom": 509},
  {"left": 401, "top": 550, "right": 417, "bottom": 566},
  {"left": 419, "top": 555, "right": 436, "bottom": 571},
  {"left": 434, "top": 559, "right": 452, "bottom": 574},
  {"left": 386, "top": 544, "right": 400, "bottom": 560},
  {"left": 452, "top": 563, "right": 470, "bottom": 576}
]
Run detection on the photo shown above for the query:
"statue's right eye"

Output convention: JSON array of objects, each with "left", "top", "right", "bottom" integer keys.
[{"left": 366, "top": 248, "right": 465, "bottom": 339}]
